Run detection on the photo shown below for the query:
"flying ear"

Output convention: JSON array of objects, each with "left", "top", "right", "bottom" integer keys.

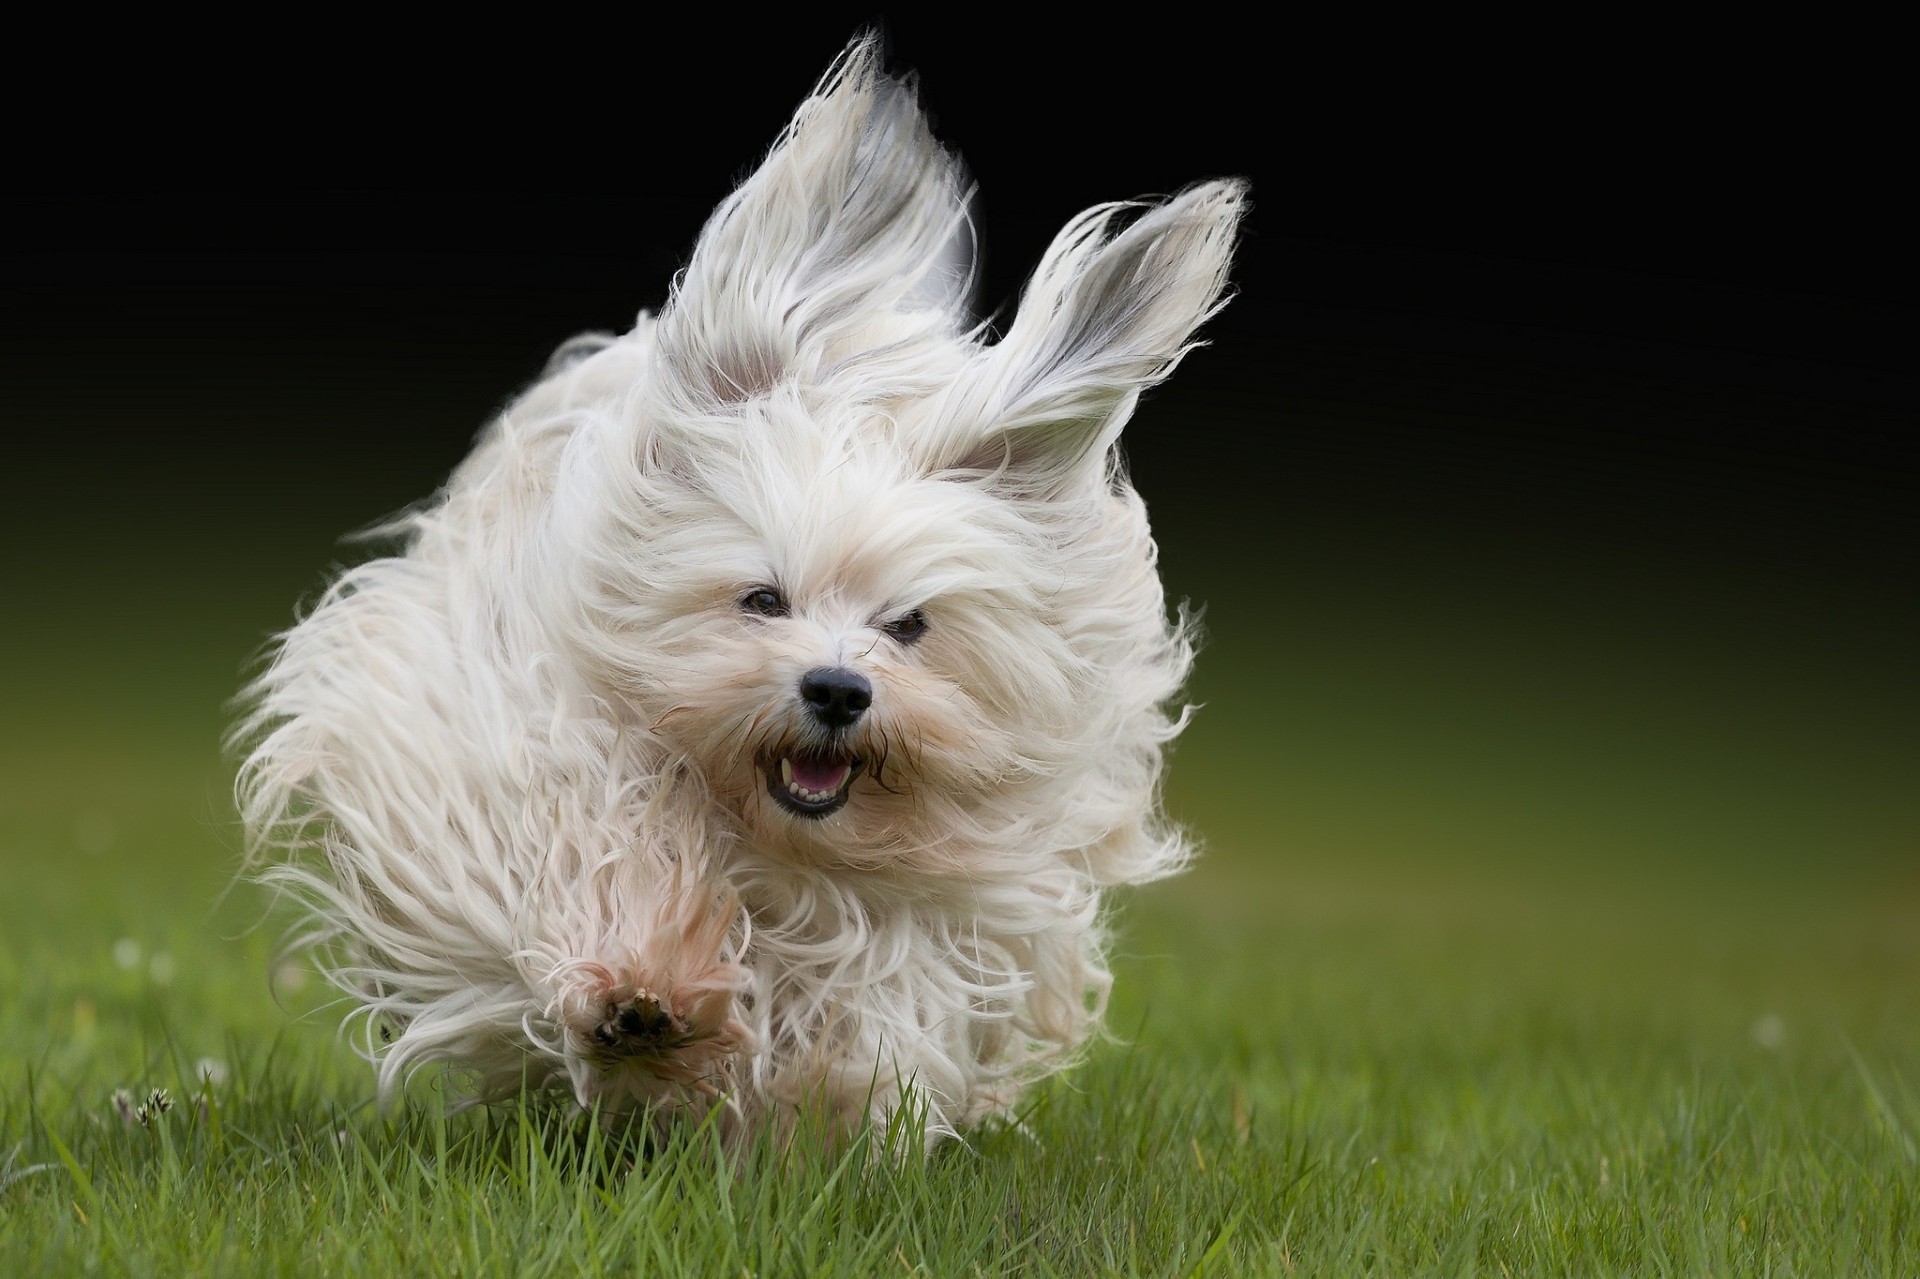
[
  {"left": 927, "top": 180, "right": 1246, "bottom": 494},
  {"left": 654, "top": 36, "right": 974, "bottom": 407}
]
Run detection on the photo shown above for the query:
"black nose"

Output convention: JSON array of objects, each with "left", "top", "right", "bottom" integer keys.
[{"left": 799, "top": 667, "right": 872, "bottom": 729}]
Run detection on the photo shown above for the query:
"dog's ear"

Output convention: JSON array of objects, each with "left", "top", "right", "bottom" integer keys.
[
  {"left": 926, "top": 181, "right": 1246, "bottom": 496},
  {"left": 654, "top": 36, "right": 974, "bottom": 406}
]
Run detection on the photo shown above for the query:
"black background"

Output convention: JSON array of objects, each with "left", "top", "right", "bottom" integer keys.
[{"left": 7, "top": 17, "right": 1911, "bottom": 569}]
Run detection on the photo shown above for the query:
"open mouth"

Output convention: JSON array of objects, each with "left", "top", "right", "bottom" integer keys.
[{"left": 764, "top": 751, "right": 864, "bottom": 819}]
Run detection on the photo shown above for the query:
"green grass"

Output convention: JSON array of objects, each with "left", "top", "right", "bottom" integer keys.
[
  {"left": 3, "top": 768, "right": 1916, "bottom": 1275},
  {"left": 3, "top": 550, "right": 1916, "bottom": 1274}
]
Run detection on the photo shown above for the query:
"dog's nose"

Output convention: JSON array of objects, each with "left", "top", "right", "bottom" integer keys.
[{"left": 799, "top": 667, "right": 872, "bottom": 729}]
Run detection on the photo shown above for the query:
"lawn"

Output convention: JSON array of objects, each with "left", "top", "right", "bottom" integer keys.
[{"left": 2, "top": 535, "right": 1915, "bottom": 1275}]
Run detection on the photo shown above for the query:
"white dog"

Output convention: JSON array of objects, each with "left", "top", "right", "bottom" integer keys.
[{"left": 236, "top": 37, "right": 1245, "bottom": 1146}]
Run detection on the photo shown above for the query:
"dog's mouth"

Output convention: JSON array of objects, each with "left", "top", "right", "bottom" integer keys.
[{"left": 764, "top": 751, "right": 864, "bottom": 819}]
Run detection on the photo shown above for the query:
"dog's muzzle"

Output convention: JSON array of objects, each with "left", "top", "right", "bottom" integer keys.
[{"left": 758, "top": 667, "right": 871, "bottom": 819}]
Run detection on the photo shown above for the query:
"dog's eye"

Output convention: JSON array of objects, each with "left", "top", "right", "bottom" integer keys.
[
  {"left": 883, "top": 609, "right": 928, "bottom": 643},
  {"left": 740, "top": 587, "right": 788, "bottom": 618}
]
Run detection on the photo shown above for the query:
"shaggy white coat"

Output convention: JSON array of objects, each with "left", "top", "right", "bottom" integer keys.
[{"left": 235, "top": 38, "right": 1245, "bottom": 1145}]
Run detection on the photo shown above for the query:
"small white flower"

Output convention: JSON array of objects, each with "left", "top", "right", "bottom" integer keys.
[
  {"left": 193, "top": 1058, "right": 229, "bottom": 1088},
  {"left": 134, "top": 1088, "right": 174, "bottom": 1127},
  {"left": 117, "top": 1086, "right": 174, "bottom": 1128},
  {"left": 111, "top": 939, "right": 142, "bottom": 971},
  {"left": 1750, "top": 1014, "right": 1786, "bottom": 1050},
  {"left": 148, "top": 954, "right": 176, "bottom": 986}
]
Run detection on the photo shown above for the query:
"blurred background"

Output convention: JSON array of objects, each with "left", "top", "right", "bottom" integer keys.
[{"left": 2, "top": 15, "right": 1913, "bottom": 978}]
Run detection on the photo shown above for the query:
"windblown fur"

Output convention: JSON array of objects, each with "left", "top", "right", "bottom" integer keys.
[{"left": 234, "top": 38, "right": 1245, "bottom": 1145}]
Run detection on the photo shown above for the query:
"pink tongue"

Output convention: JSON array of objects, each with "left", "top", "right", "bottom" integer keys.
[{"left": 789, "top": 757, "right": 850, "bottom": 792}]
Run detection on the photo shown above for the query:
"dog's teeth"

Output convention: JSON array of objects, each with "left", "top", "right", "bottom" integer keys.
[
  {"left": 785, "top": 780, "right": 837, "bottom": 804},
  {"left": 778, "top": 759, "right": 848, "bottom": 808}
]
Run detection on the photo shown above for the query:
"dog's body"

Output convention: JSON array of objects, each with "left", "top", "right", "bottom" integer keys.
[{"left": 236, "top": 40, "right": 1244, "bottom": 1144}]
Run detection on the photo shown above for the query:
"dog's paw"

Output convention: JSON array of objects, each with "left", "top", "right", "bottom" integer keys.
[
  {"left": 561, "top": 962, "right": 753, "bottom": 1098},
  {"left": 590, "top": 989, "right": 690, "bottom": 1059}
]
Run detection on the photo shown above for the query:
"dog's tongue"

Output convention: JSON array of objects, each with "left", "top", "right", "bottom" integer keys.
[{"left": 789, "top": 756, "right": 850, "bottom": 793}]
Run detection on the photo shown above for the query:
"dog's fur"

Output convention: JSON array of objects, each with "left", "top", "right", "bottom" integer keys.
[{"left": 235, "top": 38, "right": 1245, "bottom": 1145}]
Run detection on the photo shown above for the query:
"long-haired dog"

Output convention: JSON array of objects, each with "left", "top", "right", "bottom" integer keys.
[{"left": 235, "top": 37, "right": 1245, "bottom": 1146}]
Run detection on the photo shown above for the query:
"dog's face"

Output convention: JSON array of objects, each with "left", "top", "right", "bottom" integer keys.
[
  {"left": 594, "top": 394, "right": 1076, "bottom": 874},
  {"left": 544, "top": 41, "right": 1245, "bottom": 878}
]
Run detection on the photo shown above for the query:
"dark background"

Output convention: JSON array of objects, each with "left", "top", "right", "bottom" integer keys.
[{"left": 3, "top": 16, "right": 1913, "bottom": 901}]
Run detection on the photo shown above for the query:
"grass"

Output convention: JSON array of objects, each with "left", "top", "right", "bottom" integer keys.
[
  {"left": 3, "top": 777, "right": 1915, "bottom": 1275},
  {"left": 2, "top": 549, "right": 1916, "bottom": 1274}
]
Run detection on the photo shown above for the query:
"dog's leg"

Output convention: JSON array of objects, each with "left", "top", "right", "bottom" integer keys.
[{"left": 533, "top": 869, "right": 756, "bottom": 1113}]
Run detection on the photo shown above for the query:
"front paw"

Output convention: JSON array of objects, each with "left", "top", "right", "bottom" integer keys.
[
  {"left": 590, "top": 989, "right": 690, "bottom": 1059},
  {"left": 563, "top": 963, "right": 752, "bottom": 1097}
]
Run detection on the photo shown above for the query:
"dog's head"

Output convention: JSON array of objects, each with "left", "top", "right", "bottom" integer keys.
[{"left": 548, "top": 39, "right": 1244, "bottom": 878}]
